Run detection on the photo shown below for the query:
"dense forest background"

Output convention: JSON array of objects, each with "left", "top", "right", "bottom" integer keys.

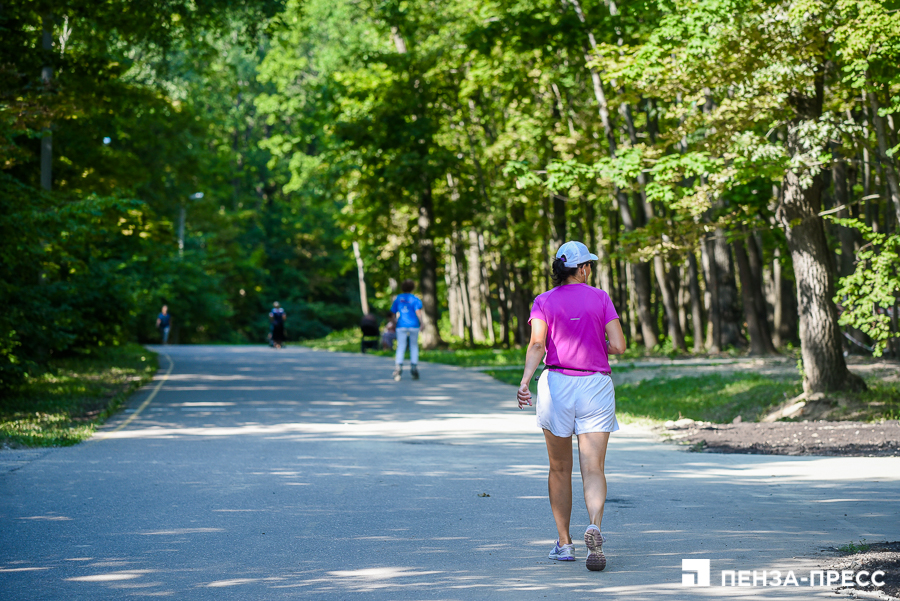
[{"left": 2, "top": 0, "right": 899, "bottom": 393}]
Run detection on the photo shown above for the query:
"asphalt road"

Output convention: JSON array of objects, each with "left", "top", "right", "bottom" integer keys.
[{"left": 1, "top": 345, "right": 898, "bottom": 600}]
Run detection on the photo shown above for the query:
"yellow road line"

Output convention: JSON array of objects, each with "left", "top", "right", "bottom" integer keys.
[{"left": 95, "top": 351, "right": 173, "bottom": 440}]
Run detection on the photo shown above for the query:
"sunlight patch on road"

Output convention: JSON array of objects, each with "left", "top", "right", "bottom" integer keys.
[
  {"left": 206, "top": 577, "right": 284, "bottom": 587},
  {"left": 138, "top": 528, "right": 223, "bottom": 535},
  {"left": 98, "top": 413, "right": 541, "bottom": 444},
  {"left": 66, "top": 570, "right": 154, "bottom": 582}
]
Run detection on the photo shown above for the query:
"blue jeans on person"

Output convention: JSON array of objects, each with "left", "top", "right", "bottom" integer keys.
[
  {"left": 395, "top": 327, "right": 419, "bottom": 365},
  {"left": 161, "top": 326, "right": 170, "bottom": 344}
]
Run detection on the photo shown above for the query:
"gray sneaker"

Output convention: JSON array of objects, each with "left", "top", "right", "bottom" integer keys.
[
  {"left": 548, "top": 540, "right": 575, "bottom": 561},
  {"left": 392, "top": 366, "right": 402, "bottom": 381}
]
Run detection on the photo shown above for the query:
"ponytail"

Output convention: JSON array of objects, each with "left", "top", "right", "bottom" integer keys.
[{"left": 551, "top": 257, "right": 579, "bottom": 287}]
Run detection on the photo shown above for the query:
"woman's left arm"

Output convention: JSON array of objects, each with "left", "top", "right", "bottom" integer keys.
[
  {"left": 517, "top": 319, "right": 548, "bottom": 409},
  {"left": 605, "top": 318, "right": 626, "bottom": 355}
]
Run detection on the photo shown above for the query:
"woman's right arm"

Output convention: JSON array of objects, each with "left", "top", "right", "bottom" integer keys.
[
  {"left": 605, "top": 318, "right": 626, "bottom": 355},
  {"left": 517, "top": 319, "right": 548, "bottom": 409}
]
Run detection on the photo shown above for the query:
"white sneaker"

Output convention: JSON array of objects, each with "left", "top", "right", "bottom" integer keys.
[{"left": 584, "top": 525, "right": 606, "bottom": 571}]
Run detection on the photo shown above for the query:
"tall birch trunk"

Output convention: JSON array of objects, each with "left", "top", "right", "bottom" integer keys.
[{"left": 352, "top": 240, "right": 369, "bottom": 315}]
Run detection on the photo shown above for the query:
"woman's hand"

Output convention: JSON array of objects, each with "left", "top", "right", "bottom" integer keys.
[{"left": 517, "top": 382, "right": 533, "bottom": 409}]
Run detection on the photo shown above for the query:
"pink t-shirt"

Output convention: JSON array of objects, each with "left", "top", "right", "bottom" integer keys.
[{"left": 529, "top": 284, "right": 620, "bottom": 376}]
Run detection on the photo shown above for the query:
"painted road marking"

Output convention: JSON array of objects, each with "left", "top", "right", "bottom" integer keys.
[{"left": 94, "top": 352, "right": 174, "bottom": 440}]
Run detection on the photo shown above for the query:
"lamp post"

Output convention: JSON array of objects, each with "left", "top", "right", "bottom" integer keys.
[{"left": 178, "top": 192, "right": 204, "bottom": 257}]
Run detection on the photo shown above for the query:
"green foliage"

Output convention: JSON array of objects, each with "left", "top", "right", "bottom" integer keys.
[
  {"left": 838, "top": 539, "right": 871, "bottom": 555},
  {"left": 1, "top": 1, "right": 367, "bottom": 389},
  {"left": 0, "top": 174, "right": 157, "bottom": 387},
  {"left": 0, "top": 344, "right": 157, "bottom": 447},
  {"left": 832, "top": 218, "right": 900, "bottom": 357}
]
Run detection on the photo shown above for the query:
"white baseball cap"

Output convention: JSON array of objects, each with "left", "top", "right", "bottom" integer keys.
[{"left": 555, "top": 241, "right": 599, "bottom": 267}]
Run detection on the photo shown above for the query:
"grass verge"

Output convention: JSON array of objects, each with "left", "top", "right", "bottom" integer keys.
[
  {"left": 0, "top": 344, "right": 158, "bottom": 448},
  {"left": 614, "top": 373, "right": 801, "bottom": 423},
  {"left": 483, "top": 370, "right": 801, "bottom": 425}
]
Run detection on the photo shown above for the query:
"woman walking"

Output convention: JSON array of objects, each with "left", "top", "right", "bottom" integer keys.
[{"left": 517, "top": 241, "right": 626, "bottom": 572}]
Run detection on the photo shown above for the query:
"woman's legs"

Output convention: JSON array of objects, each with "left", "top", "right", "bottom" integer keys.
[
  {"left": 395, "top": 329, "right": 410, "bottom": 365},
  {"left": 408, "top": 328, "right": 419, "bottom": 364},
  {"left": 543, "top": 429, "right": 574, "bottom": 545},
  {"left": 576, "top": 431, "right": 611, "bottom": 528}
]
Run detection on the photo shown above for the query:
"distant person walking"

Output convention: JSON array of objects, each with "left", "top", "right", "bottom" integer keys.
[
  {"left": 391, "top": 279, "right": 423, "bottom": 381},
  {"left": 517, "top": 241, "right": 626, "bottom": 572},
  {"left": 269, "top": 302, "right": 286, "bottom": 349},
  {"left": 156, "top": 305, "right": 172, "bottom": 344},
  {"left": 381, "top": 313, "right": 397, "bottom": 351}
]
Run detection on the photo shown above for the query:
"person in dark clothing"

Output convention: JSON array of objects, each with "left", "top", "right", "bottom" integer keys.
[
  {"left": 360, "top": 313, "right": 380, "bottom": 353},
  {"left": 269, "top": 302, "right": 286, "bottom": 349},
  {"left": 156, "top": 305, "right": 172, "bottom": 344}
]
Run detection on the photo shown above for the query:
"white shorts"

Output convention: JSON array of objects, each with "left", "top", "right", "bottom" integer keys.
[{"left": 536, "top": 370, "right": 619, "bottom": 437}]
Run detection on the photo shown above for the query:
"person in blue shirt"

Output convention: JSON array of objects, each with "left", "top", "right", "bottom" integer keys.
[
  {"left": 390, "top": 279, "right": 423, "bottom": 381},
  {"left": 156, "top": 305, "right": 171, "bottom": 344}
]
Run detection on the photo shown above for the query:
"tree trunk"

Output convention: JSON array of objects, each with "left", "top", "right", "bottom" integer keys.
[
  {"left": 553, "top": 195, "right": 566, "bottom": 248},
  {"left": 779, "top": 91, "right": 865, "bottom": 392},
  {"left": 478, "top": 233, "right": 496, "bottom": 344},
  {"left": 40, "top": 13, "right": 53, "bottom": 191},
  {"left": 616, "top": 195, "right": 658, "bottom": 348},
  {"left": 712, "top": 231, "right": 742, "bottom": 348},
  {"left": 868, "top": 89, "right": 900, "bottom": 225},
  {"left": 747, "top": 232, "right": 777, "bottom": 352},
  {"left": 734, "top": 237, "right": 776, "bottom": 355},
  {"left": 676, "top": 262, "right": 688, "bottom": 336},
  {"left": 687, "top": 252, "right": 705, "bottom": 352},
  {"left": 466, "top": 230, "right": 486, "bottom": 342},
  {"left": 626, "top": 263, "right": 640, "bottom": 345},
  {"left": 771, "top": 249, "right": 783, "bottom": 348},
  {"left": 653, "top": 257, "right": 685, "bottom": 350},
  {"left": 831, "top": 148, "right": 860, "bottom": 278},
  {"left": 446, "top": 238, "right": 464, "bottom": 339},
  {"left": 417, "top": 183, "right": 442, "bottom": 349},
  {"left": 496, "top": 254, "right": 511, "bottom": 348},
  {"left": 623, "top": 100, "right": 684, "bottom": 350},
  {"left": 594, "top": 204, "right": 613, "bottom": 292},
  {"left": 511, "top": 265, "right": 532, "bottom": 346},
  {"left": 352, "top": 240, "right": 369, "bottom": 315},
  {"left": 701, "top": 237, "right": 722, "bottom": 352},
  {"left": 454, "top": 239, "right": 473, "bottom": 342}
]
